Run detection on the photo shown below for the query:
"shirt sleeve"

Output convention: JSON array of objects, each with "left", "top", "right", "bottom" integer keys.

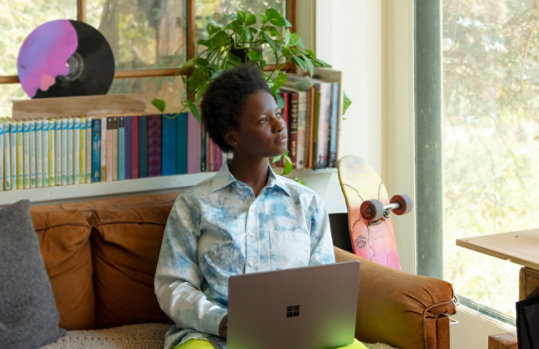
[
  {"left": 154, "top": 194, "right": 227, "bottom": 336},
  {"left": 307, "top": 193, "right": 336, "bottom": 265}
]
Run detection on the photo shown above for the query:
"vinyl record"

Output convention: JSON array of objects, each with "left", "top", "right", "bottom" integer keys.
[{"left": 17, "top": 19, "right": 115, "bottom": 98}]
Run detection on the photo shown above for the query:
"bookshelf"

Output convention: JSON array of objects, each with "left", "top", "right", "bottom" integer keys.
[{"left": 3, "top": 69, "right": 344, "bottom": 207}]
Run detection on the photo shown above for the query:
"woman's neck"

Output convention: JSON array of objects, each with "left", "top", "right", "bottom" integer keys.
[{"left": 228, "top": 156, "right": 269, "bottom": 197}]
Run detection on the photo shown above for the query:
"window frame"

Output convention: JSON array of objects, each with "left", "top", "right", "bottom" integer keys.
[
  {"left": 416, "top": 0, "right": 524, "bottom": 326},
  {"left": 0, "top": 0, "right": 296, "bottom": 86},
  {"left": 414, "top": 0, "right": 443, "bottom": 279}
]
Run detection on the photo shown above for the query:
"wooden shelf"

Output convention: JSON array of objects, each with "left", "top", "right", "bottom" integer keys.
[{"left": 0, "top": 172, "right": 214, "bottom": 206}]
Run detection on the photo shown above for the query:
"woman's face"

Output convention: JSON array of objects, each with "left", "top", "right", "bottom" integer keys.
[{"left": 227, "top": 90, "right": 288, "bottom": 159}]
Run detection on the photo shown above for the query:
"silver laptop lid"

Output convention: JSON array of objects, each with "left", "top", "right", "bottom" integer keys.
[{"left": 227, "top": 261, "right": 360, "bottom": 349}]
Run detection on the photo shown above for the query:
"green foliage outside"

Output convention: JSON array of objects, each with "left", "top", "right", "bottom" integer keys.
[{"left": 443, "top": 0, "right": 539, "bottom": 319}]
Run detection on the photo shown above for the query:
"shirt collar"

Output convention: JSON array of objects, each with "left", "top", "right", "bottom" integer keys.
[{"left": 211, "top": 160, "right": 291, "bottom": 196}]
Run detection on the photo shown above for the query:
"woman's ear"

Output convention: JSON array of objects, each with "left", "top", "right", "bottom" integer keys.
[{"left": 223, "top": 131, "right": 238, "bottom": 149}]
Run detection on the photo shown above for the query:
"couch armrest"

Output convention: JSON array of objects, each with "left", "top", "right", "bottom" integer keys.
[{"left": 334, "top": 247, "right": 456, "bottom": 349}]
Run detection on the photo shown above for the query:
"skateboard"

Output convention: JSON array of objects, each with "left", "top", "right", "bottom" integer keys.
[{"left": 337, "top": 155, "right": 413, "bottom": 270}]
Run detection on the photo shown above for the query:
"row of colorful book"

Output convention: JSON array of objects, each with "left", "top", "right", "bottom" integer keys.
[
  {"left": 0, "top": 113, "right": 227, "bottom": 191},
  {"left": 0, "top": 72, "right": 341, "bottom": 191},
  {"left": 280, "top": 72, "right": 341, "bottom": 170}
]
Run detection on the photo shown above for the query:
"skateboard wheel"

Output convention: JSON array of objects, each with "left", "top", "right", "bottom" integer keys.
[
  {"left": 390, "top": 194, "right": 413, "bottom": 215},
  {"left": 360, "top": 199, "right": 384, "bottom": 221}
]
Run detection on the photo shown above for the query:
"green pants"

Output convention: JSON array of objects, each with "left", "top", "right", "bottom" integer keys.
[{"left": 173, "top": 338, "right": 368, "bottom": 349}]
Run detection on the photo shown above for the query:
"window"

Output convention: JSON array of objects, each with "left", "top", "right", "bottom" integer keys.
[
  {"left": 0, "top": 0, "right": 292, "bottom": 116},
  {"left": 442, "top": 0, "right": 539, "bottom": 322}
]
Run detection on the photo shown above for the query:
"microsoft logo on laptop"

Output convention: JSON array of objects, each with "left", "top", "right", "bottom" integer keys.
[{"left": 286, "top": 305, "right": 300, "bottom": 318}]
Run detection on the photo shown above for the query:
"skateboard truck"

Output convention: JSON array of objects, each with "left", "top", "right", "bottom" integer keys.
[{"left": 360, "top": 194, "right": 413, "bottom": 224}]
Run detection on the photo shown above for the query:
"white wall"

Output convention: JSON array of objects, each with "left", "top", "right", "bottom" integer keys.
[
  {"left": 315, "top": 0, "right": 383, "bottom": 172},
  {"left": 298, "top": 0, "right": 416, "bottom": 272}
]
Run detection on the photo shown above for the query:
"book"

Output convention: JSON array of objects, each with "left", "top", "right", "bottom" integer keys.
[
  {"left": 2, "top": 120, "right": 10, "bottom": 190},
  {"left": 295, "top": 89, "right": 308, "bottom": 169},
  {"left": 11, "top": 121, "right": 18, "bottom": 189},
  {"left": 45, "top": 120, "right": 53, "bottom": 187},
  {"left": 124, "top": 116, "right": 132, "bottom": 179},
  {"left": 3, "top": 121, "right": 11, "bottom": 190},
  {"left": 175, "top": 112, "right": 188, "bottom": 174},
  {"left": 161, "top": 114, "right": 176, "bottom": 176},
  {"left": 35, "top": 120, "right": 42, "bottom": 188},
  {"left": 91, "top": 118, "right": 101, "bottom": 182},
  {"left": 100, "top": 116, "right": 107, "bottom": 181},
  {"left": 328, "top": 82, "right": 340, "bottom": 168},
  {"left": 138, "top": 115, "right": 148, "bottom": 178},
  {"left": 28, "top": 120, "right": 37, "bottom": 188},
  {"left": 79, "top": 117, "right": 87, "bottom": 184},
  {"left": 56, "top": 119, "right": 63, "bottom": 185},
  {"left": 117, "top": 116, "right": 125, "bottom": 181},
  {"left": 67, "top": 118, "right": 74, "bottom": 185},
  {"left": 22, "top": 121, "right": 30, "bottom": 189},
  {"left": 29, "top": 120, "right": 37, "bottom": 188},
  {"left": 206, "top": 137, "right": 214, "bottom": 172},
  {"left": 187, "top": 112, "right": 200, "bottom": 174},
  {"left": 281, "top": 88, "right": 299, "bottom": 168},
  {"left": 200, "top": 123, "right": 207, "bottom": 172},
  {"left": 111, "top": 117, "right": 119, "bottom": 181},
  {"left": 147, "top": 114, "right": 162, "bottom": 177},
  {"left": 42, "top": 120, "right": 49, "bottom": 187},
  {"left": 131, "top": 116, "right": 139, "bottom": 179},
  {"left": 105, "top": 117, "right": 113, "bottom": 182},
  {"left": 73, "top": 118, "right": 80, "bottom": 185},
  {"left": 85, "top": 117, "right": 92, "bottom": 183},
  {"left": 306, "top": 86, "right": 316, "bottom": 169}
]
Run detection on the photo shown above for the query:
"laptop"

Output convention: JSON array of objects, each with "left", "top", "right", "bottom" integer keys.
[{"left": 226, "top": 261, "right": 360, "bottom": 349}]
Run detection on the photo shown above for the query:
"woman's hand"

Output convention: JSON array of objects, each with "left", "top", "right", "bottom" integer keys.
[{"left": 218, "top": 315, "right": 228, "bottom": 338}]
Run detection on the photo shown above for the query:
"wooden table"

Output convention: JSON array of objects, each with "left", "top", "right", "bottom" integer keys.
[
  {"left": 456, "top": 228, "right": 539, "bottom": 300},
  {"left": 457, "top": 229, "right": 539, "bottom": 349}
]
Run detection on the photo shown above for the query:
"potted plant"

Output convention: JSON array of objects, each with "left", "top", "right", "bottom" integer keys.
[
  {"left": 153, "top": 8, "right": 349, "bottom": 175},
  {"left": 154, "top": 8, "right": 329, "bottom": 119}
]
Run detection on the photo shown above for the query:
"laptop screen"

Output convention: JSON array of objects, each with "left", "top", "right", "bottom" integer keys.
[{"left": 226, "top": 261, "right": 360, "bottom": 349}]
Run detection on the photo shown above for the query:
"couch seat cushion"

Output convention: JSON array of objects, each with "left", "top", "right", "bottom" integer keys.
[
  {"left": 89, "top": 205, "right": 172, "bottom": 328},
  {"left": 40, "top": 323, "right": 170, "bottom": 349},
  {"left": 31, "top": 208, "right": 95, "bottom": 330},
  {"left": 39, "top": 323, "right": 395, "bottom": 349}
]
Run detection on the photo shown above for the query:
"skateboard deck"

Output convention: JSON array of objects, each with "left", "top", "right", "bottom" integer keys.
[{"left": 337, "top": 155, "right": 403, "bottom": 270}]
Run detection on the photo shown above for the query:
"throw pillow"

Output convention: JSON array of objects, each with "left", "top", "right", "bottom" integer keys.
[
  {"left": 31, "top": 209, "right": 95, "bottom": 330},
  {"left": 89, "top": 205, "right": 172, "bottom": 328},
  {"left": 0, "top": 200, "right": 65, "bottom": 349}
]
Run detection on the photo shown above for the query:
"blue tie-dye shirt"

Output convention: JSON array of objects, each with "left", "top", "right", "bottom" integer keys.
[{"left": 154, "top": 161, "right": 335, "bottom": 348}]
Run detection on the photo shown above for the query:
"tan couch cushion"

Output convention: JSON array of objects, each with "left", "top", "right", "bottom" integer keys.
[
  {"left": 89, "top": 206, "right": 172, "bottom": 328},
  {"left": 31, "top": 209, "right": 95, "bottom": 330}
]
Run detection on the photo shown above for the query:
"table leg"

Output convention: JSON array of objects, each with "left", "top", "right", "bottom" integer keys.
[{"left": 519, "top": 267, "right": 539, "bottom": 300}]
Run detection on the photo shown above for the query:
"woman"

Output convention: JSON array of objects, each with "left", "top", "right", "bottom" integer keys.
[{"left": 154, "top": 65, "right": 366, "bottom": 349}]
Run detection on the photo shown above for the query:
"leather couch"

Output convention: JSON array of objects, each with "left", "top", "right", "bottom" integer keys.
[{"left": 29, "top": 191, "right": 455, "bottom": 349}]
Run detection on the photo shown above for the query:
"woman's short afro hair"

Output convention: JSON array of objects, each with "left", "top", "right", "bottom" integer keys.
[{"left": 200, "top": 64, "right": 272, "bottom": 152}]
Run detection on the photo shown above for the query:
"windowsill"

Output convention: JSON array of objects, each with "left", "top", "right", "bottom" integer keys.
[{"left": 450, "top": 305, "right": 516, "bottom": 348}]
